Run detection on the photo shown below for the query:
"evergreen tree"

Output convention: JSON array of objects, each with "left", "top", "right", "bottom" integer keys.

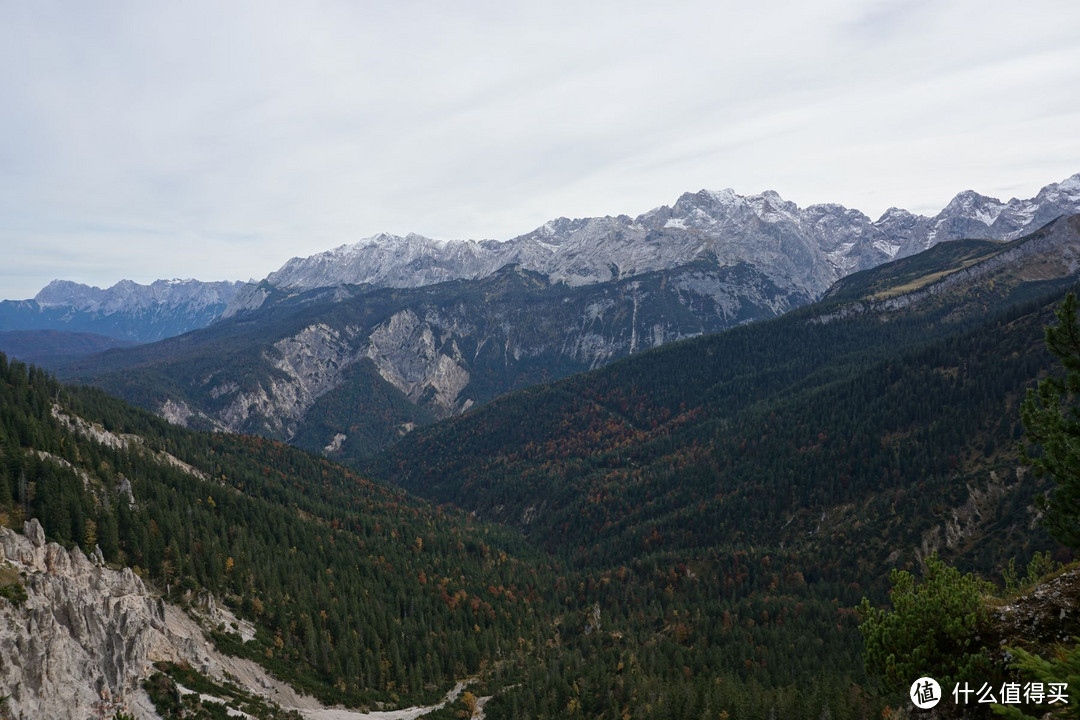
[
  {"left": 1021, "top": 292, "right": 1080, "bottom": 549},
  {"left": 858, "top": 553, "right": 993, "bottom": 691}
]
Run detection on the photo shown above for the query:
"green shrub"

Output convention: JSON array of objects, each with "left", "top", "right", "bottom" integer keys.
[
  {"left": 858, "top": 553, "right": 994, "bottom": 690},
  {"left": 992, "top": 641, "right": 1080, "bottom": 719},
  {"left": 0, "top": 565, "right": 26, "bottom": 608}
]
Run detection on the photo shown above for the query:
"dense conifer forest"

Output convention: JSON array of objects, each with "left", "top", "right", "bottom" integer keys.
[
  {"left": 366, "top": 255, "right": 1080, "bottom": 715},
  {"left": 5, "top": 227, "right": 1080, "bottom": 717},
  {"left": 0, "top": 353, "right": 558, "bottom": 708},
  {"left": 0, "top": 352, "right": 885, "bottom": 718}
]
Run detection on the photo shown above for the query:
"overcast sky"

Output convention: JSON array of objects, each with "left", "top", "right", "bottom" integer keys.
[{"left": 2, "top": 0, "right": 1079, "bottom": 299}]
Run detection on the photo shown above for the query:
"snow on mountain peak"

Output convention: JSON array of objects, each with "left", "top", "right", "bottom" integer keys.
[
  {"left": 249, "top": 172, "right": 1080, "bottom": 303},
  {"left": 1048, "top": 173, "right": 1080, "bottom": 197},
  {"left": 744, "top": 191, "right": 801, "bottom": 225},
  {"left": 705, "top": 188, "right": 739, "bottom": 206},
  {"left": 877, "top": 207, "right": 918, "bottom": 222}
]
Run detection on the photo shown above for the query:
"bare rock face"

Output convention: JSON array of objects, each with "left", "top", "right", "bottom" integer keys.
[
  {"left": 0, "top": 519, "right": 238, "bottom": 719},
  {"left": 992, "top": 567, "right": 1080, "bottom": 651},
  {"left": 23, "top": 517, "right": 45, "bottom": 547},
  {"left": 0, "top": 520, "right": 161, "bottom": 717},
  {"left": 364, "top": 309, "right": 472, "bottom": 417},
  {"left": 210, "top": 322, "right": 365, "bottom": 439}
]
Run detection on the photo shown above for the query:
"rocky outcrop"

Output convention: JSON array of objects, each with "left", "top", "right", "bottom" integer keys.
[
  {"left": 0, "top": 519, "right": 171, "bottom": 718},
  {"left": 364, "top": 309, "right": 473, "bottom": 417},
  {"left": 0, "top": 520, "right": 330, "bottom": 720},
  {"left": 212, "top": 323, "right": 365, "bottom": 438},
  {"left": 992, "top": 566, "right": 1080, "bottom": 651},
  {"left": 916, "top": 469, "right": 1024, "bottom": 562},
  {"left": 52, "top": 404, "right": 207, "bottom": 480}
]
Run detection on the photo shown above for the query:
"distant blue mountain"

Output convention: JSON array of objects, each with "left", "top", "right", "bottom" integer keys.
[{"left": 0, "top": 278, "right": 243, "bottom": 343}]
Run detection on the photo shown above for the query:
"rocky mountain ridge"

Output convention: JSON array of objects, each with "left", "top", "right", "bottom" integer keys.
[
  {"left": 234, "top": 174, "right": 1080, "bottom": 315},
  {"left": 32, "top": 279, "right": 240, "bottom": 315},
  {"left": 0, "top": 279, "right": 244, "bottom": 344},
  {"left": 68, "top": 261, "right": 797, "bottom": 457}
]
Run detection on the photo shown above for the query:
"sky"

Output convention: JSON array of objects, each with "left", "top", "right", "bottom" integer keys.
[{"left": 2, "top": 0, "right": 1080, "bottom": 300}]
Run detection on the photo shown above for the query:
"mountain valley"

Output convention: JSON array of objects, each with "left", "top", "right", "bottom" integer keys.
[
  {"left": 3, "top": 181, "right": 1080, "bottom": 720},
  {"left": 25, "top": 174, "right": 1080, "bottom": 461}
]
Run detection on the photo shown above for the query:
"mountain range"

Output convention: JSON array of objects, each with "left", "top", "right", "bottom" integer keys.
[
  {"left": 0, "top": 278, "right": 244, "bottom": 344},
  {"left": 238, "top": 172, "right": 1080, "bottom": 305},
  {"left": 13, "top": 174, "right": 1075, "bottom": 460},
  {"left": 5, "top": 200, "right": 1080, "bottom": 719},
  {"left": 5, "top": 174, "right": 1079, "bottom": 353}
]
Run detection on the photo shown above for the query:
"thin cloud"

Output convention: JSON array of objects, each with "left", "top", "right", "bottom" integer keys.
[{"left": 1, "top": 0, "right": 1078, "bottom": 298}]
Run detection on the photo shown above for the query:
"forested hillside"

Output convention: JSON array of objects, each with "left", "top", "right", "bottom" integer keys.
[
  {"left": 364, "top": 220, "right": 1080, "bottom": 716},
  {"left": 371, "top": 268, "right": 1071, "bottom": 571},
  {"left": 0, "top": 352, "right": 884, "bottom": 719},
  {"left": 0, "top": 329, "right": 137, "bottom": 365},
  {"left": 7, "top": 220, "right": 1080, "bottom": 718},
  {"left": 0, "top": 353, "right": 563, "bottom": 710}
]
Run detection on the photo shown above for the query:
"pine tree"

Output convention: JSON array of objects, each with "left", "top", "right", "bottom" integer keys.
[{"left": 1021, "top": 292, "right": 1080, "bottom": 549}]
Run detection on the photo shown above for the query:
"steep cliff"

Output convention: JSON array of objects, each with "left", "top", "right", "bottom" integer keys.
[
  {"left": 0, "top": 520, "right": 316, "bottom": 719},
  {"left": 0, "top": 519, "right": 180, "bottom": 718},
  {"left": 68, "top": 262, "right": 798, "bottom": 458}
]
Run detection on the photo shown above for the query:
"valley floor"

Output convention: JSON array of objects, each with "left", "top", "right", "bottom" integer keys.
[{"left": 0, "top": 520, "right": 482, "bottom": 720}]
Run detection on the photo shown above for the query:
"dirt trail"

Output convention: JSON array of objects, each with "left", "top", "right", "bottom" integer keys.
[{"left": 295, "top": 681, "right": 467, "bottom": 720}]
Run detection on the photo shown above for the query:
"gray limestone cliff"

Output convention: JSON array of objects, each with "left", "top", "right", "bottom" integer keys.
[
  {"left": 0, "top": 519, "right": 169, "bottom": 718},
  {"left": 0, "top": 520, "right": 317, "bottom": 720}
]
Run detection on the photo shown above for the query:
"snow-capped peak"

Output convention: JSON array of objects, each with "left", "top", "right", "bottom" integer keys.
[
  {"left": 1044, "top": 173, "right": 1080, "bottom": 199},
  {"left": 705, "top": 188, "right": 739, "bottom": 206},
  {"left": 246, "top": 172, "right": 1080, "bottom": 303}
]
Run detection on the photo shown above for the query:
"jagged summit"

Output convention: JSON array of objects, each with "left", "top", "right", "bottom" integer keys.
[
  {"left": 266, "top": 232, "right": 496, "bottom": 290},
  {"left": 243, "top": 175, "right": 1080, "bottom": 315},
  {"left": 1, "top": 278, "right": 244, "bottom": 344},
  {"left": 34, "top": 277, "right": 239, "bottom": 312},
  {"left": 1040, "top": 171, "right": 1080, "bottom": 197},
  {"left": 10, "top": 173, "right": 1080, "bottom": 349}
]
